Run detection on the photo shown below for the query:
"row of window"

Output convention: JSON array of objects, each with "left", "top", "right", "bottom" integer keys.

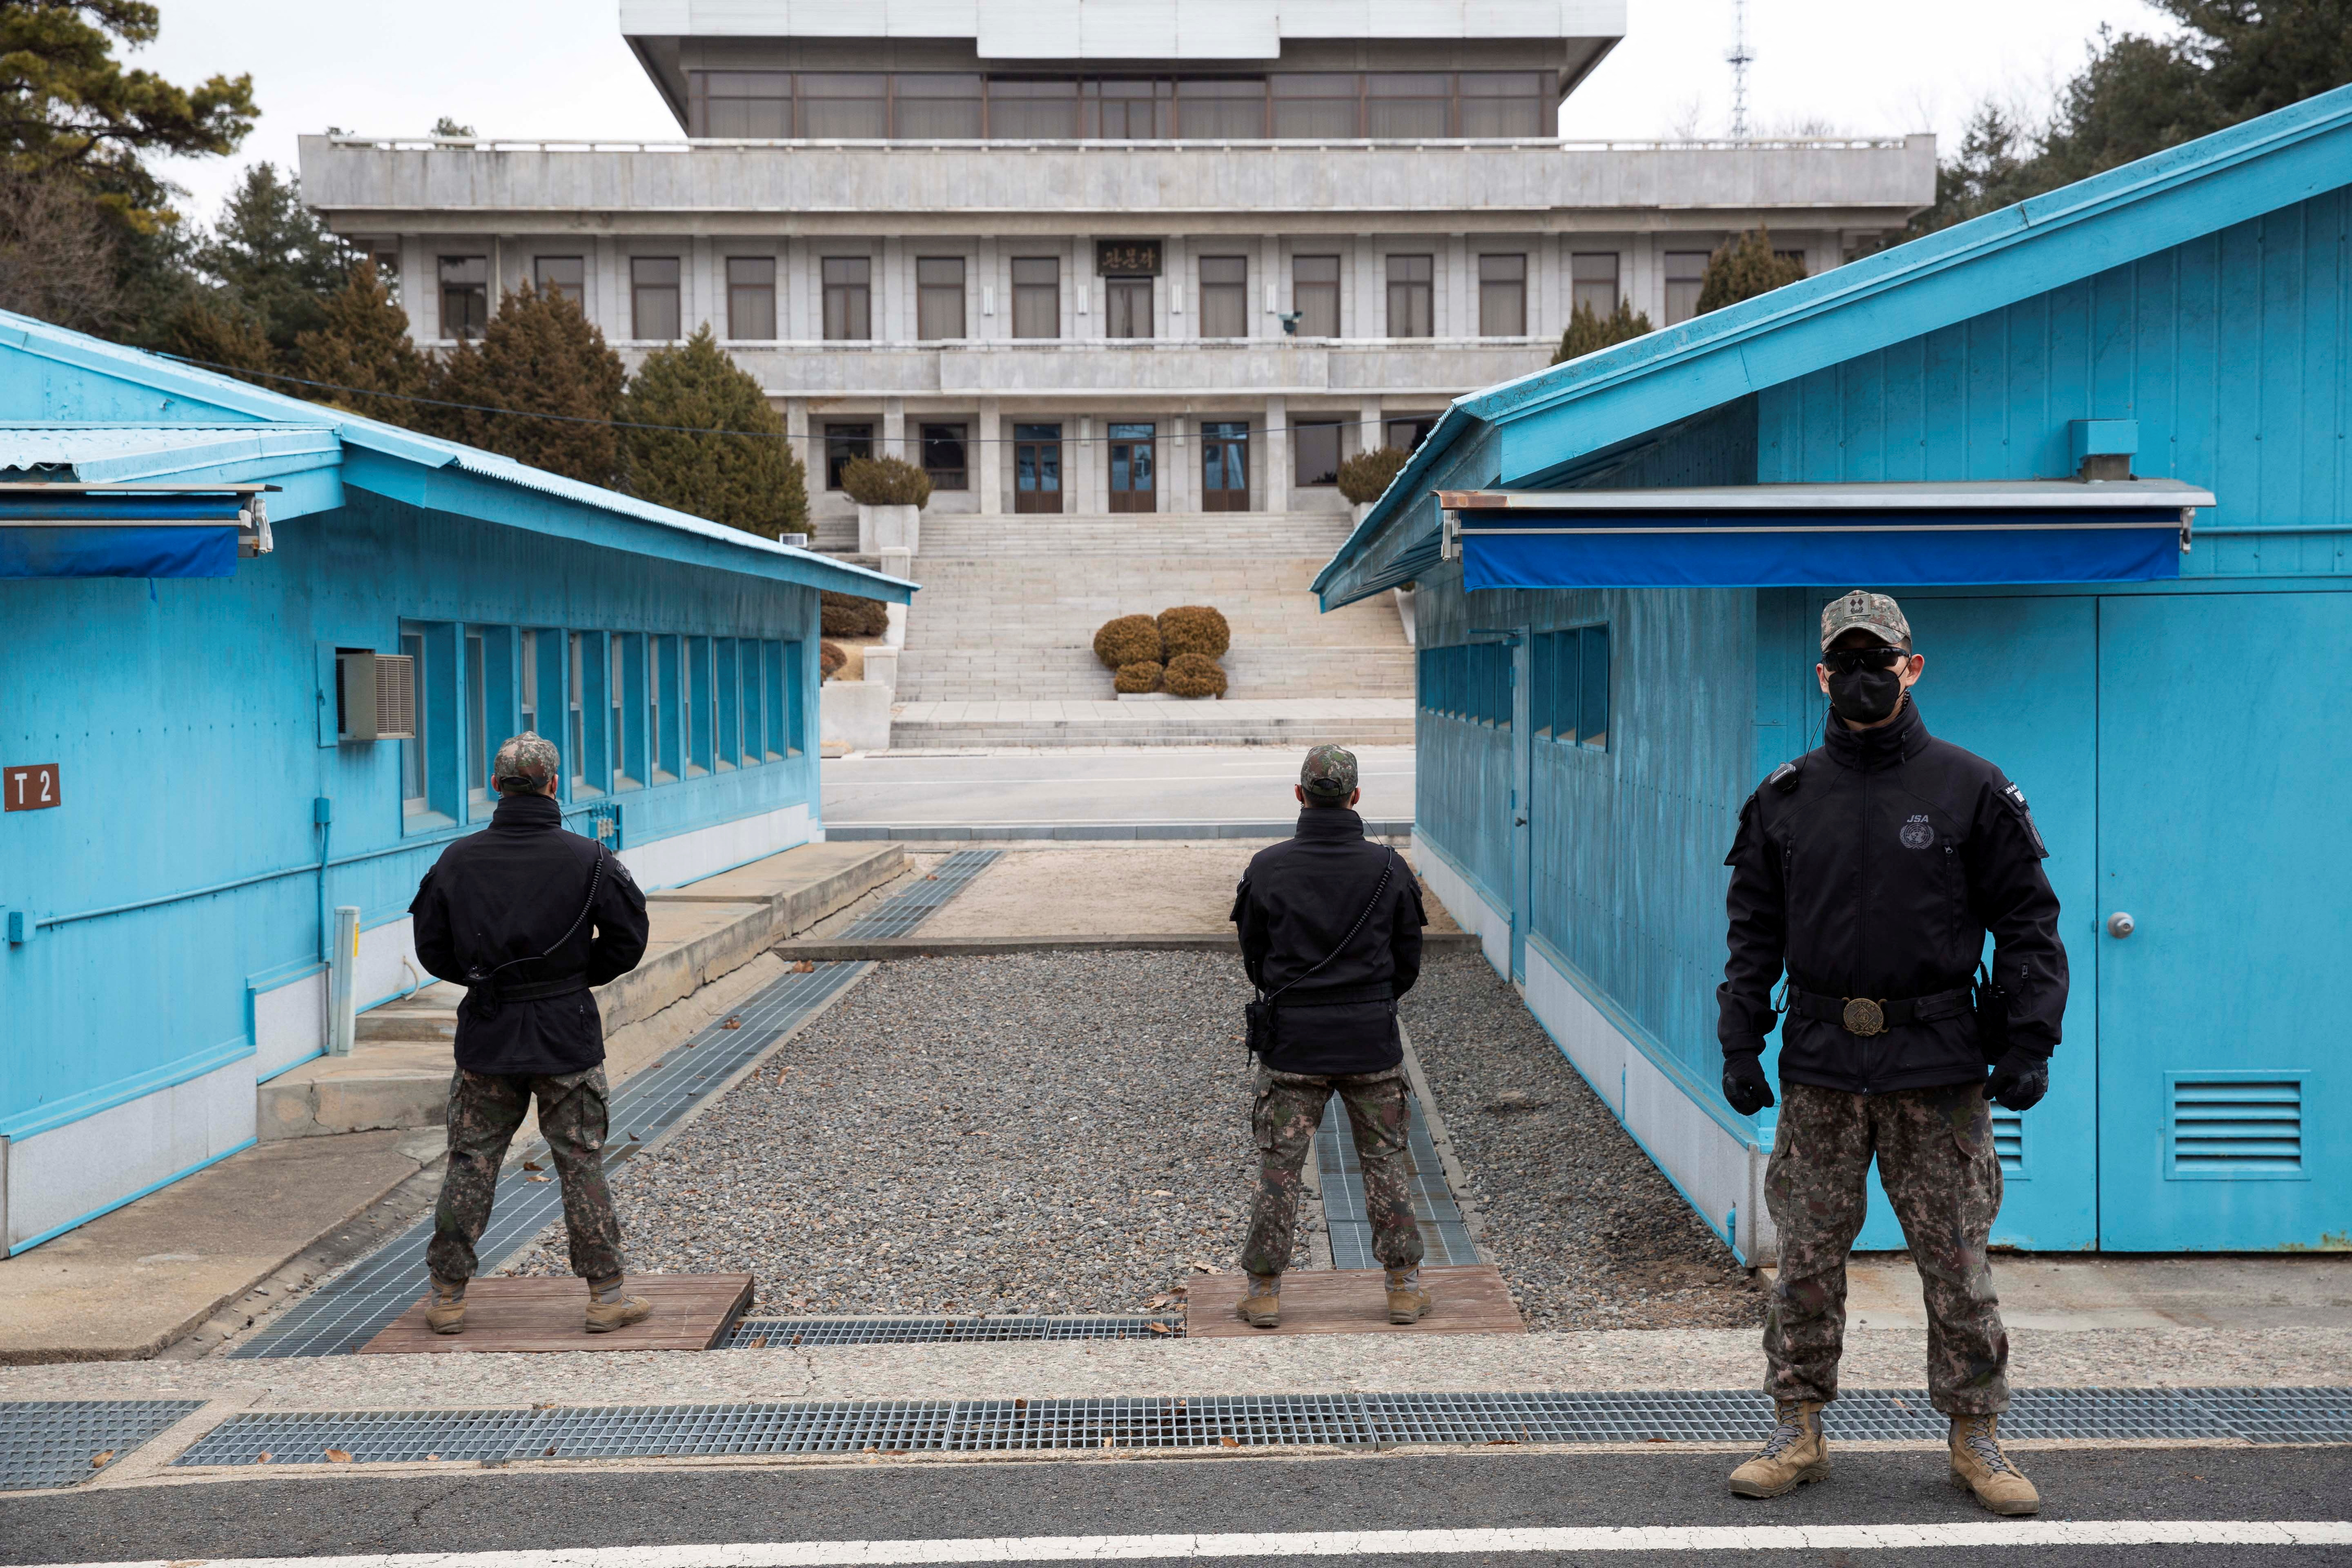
[
  {"left": 685, "top": 70, "right": 1555, "bottom": 142},
  {"left": 396, "top": 623, "right": 806, "bottom": 829},
  {"left": 1418, "top": 627, "right": 1611, "bottom": 751},
  {"left": 420, "top": 248, "right": 1652, "bottom": 344},
  {"left": 811, "top": 413, "right": 1443, "bottom": 497}
]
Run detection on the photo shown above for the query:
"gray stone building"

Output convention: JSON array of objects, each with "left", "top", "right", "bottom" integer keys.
[{"left": 298, "top": 2, "right": 1935, "bottom": 532}]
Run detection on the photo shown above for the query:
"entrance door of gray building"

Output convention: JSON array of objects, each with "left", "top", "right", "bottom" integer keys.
[
  {"left": 1201, "top": 421, "right": 1248, "bottom": 511},
  {"left": 1108, "top": 423, "right": 1156, "bottom": 513},
  {"left": 1014, "top": 424, "right": 1062, "bottom": 514}
]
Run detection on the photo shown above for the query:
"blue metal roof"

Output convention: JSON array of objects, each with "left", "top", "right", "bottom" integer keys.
[
  {"left": 1316, "top": 80, "right": 2352, "bottom": 609},
  {"left": 0, "top": 314, "right": 914, "bottom": 603}
]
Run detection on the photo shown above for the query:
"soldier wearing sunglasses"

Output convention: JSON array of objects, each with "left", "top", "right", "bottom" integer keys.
[{"left": 1715, "top": 591, "right": 2069, "bottom": 1517}]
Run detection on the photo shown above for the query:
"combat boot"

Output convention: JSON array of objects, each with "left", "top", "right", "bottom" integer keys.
[
  {"left": 1238, "top": 1274, "right": 1282, "bottom": 1329},
  {"left": 424, "top": 1277, "right": 466, "bottom": 1336},
  {"left": 584, "top": 1275, "right": 653, "bottom": 1334},
  {"left": 1948, "top": 1413, "right": 2038, "bottom": 1515},
  {"left": 1384, "top": 1266, "right": 1431, "bottom": 1325},
  {"left": 1728, "top": 1400, "right": 1830, "bottom": 1497}
]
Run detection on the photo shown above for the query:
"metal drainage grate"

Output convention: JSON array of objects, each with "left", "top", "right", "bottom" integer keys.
[
  {"left": 174, "top": 1386, "right": 2352, "bottom": 1467},
  {"left": 1319, "top": 1091, "right": 1479, "bottom": 1270},
  {"left": 837, "top": 849, "right": 1000, "bottom": 939},
  {"left": 237, "top": 850, "right": 998, "bottom": 1358},
  {"left": 720, "top": 1315, "right": 1184, "bottom": 1348},
  {"left": 0, "top": 1401, "right": 205, "bottom": 1491}
]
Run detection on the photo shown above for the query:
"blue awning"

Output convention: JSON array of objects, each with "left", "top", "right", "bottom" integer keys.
[
  {"left": 1443, "top": 479, "right": 2212, "bottom": 590},
  {"left": 0, "top": 490, "right": 262, "bottom": 579}
]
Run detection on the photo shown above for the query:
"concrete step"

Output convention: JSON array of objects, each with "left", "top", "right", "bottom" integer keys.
[
  {"left": 894, "top": 644, "right": 1414, "bottom": 703},
  {"left": 259, "top": 841, "right": 906, "bottom": 1140},
  {"left": 884, "top": 698, "right": 1416, "bottom": 750},
  {"left": 820, "top": 512, "right": 1359, "bottom": 561}
]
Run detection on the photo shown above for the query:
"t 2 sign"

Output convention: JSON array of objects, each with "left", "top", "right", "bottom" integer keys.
[{"left": 4, "top": 764, "right": 60, "bottom": 812}]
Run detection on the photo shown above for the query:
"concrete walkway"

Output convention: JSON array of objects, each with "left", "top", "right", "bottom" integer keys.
[
  {"left": 885, "top": 698, "right": 1413, "bottom": 750},
  {"left": 822, "top": 746, "right": 1417, "bottom": 831}
]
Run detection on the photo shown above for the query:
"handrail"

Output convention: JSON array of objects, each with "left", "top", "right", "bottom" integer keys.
[{"left": 320, "top": 134, "right": 1918, "bottom": 154}]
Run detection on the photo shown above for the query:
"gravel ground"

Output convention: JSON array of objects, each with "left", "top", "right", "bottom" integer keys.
[
  {"left": 502, "top": 950, "right": 1303, "bottom": 1315},
  {"left": 1403, "top": 951, "right": 1766, "bottom": 1334}
]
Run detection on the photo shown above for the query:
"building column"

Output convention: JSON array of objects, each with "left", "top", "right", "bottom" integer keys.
[
  {"left": 883, "top": 399, "right": 907, "bottom": 463},
  {"left": 1166, "top": 414, "right": 1191, "bottom": 512},
  {"left": 1361, "top": 396, "right": 1383, "bottom": 458},
  {"left": 1164, "top": 234, "right": 1185, "bottom": 341},
  {"left": 978, "top": 396, "right": 1002, "bottom": 515},
  {"left": 786, "top": 398, "right": 810, "bottom": 494},
  {"left": 1263, "top": 394, "right": 1289, "bottom": 515}
]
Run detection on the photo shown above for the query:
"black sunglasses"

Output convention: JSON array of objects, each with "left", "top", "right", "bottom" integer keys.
[{"left": 1822, "top": 645, "right": 1909, "bottom": 674}]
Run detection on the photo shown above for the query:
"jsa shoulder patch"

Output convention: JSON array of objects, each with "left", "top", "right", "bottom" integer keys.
[{"left": 2001, "top": 782, "right": 2049, "bottom": 858}]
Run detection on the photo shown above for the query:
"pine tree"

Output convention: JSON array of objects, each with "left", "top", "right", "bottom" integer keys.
[
  {"left": 621, "top": 325, "right": 808, "bottom": 537},
  {"left": 295, "top": 259, "right": 430, "bottom": 425},
  {"left": 162, "top": 295, "right": 279, "bottom": 384},
  {"left": 1551, "top": 298, "right": 1654, "bottom": 365},
  {"left": 427, "top": 280, "right": 626, "bottom": 486},
  {"left": 1695, "top": 228, "right": 1807, "bottom": 316},
  {"left": 187, "top": 163, "right": 352, "bottom": 356}
]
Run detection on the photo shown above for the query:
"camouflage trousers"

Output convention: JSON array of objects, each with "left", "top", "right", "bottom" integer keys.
[
  {"left": 1241, "top": 1065, "right": 1425, "bottom": 1277},
  {"left": 425, "top": 1065, "right": 624, "bottom": 1285},
  {"left": 1764, "top": 1080, "right": 2009, "bottom": 1415}
]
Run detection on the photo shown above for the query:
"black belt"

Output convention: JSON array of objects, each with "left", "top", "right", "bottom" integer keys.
[
  {"left": 483, "top": 974, "right": 590, "bottom": 1003},
  {"left": 1788, "top": 984, "right": 1971, "bottom": 1038},
  {"left": 1274, "top": 983, "right": 1396, "bottom": 1009}
]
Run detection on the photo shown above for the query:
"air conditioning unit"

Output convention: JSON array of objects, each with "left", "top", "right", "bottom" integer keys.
[{"left": 336, "top": 649, "right": 416, "bottom": 742}]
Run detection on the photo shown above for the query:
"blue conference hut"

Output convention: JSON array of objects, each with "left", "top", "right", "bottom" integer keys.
[{"left": 1318, "top": 85, "right": 2352, "bottom": 1258}]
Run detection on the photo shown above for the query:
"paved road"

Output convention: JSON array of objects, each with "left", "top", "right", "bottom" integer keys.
[
  {"left": 822, "top": 746, "right": 1418, "bottom": 829},
  {"left": 6, "top": 1446, "right": 2345, "bottom": 1565}
]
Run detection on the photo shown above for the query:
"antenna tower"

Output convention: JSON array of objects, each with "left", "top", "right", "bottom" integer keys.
[{"left": 1725, "top": 0, "right": 1755, "bottom": 140}]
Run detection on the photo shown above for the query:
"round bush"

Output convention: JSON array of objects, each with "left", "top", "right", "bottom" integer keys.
[
  {"left": 820, "top": 590, "right": 889, "bottom": 637},
  {"left": 819, "top": 640, "right": 847, "bottom": 681},
  {"left": 839, "top": 454, "right": 933, "bottom": 508},
  {"left": 1157, "top": 604, "right": 1230, "bottom": 661},
  {"left": 1114, "top": 660, "right": 1165, "bottom": 694},
  {"left": 1092, "top": 614, "right": 1163, "bottom": 669},
  {"left": 1163, "top": 652, "right": 1228, "bottom": 699},
  {"left": 1336, "top": 445, "right": 1410, "bottom": 506}
]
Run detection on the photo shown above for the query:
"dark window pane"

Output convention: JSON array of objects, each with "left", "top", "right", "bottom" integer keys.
[
  {"left": 726, "top": 255, "right": 775, "bottom": 339},
  {"left": 894, "top": 74, "right": 982, "bottom": 138},
  {"left": 823, "top": 255, "right": 871, "bottom": 340},
  {"left": 535, "top": 255, "right": 584, "bottom": 305},
  {"left": 1011, "top": 256, "right": 1059, "bottom": 338},
  {"left": 1459, "top": 71, "right": 1546, "bottom": 137},
  {"left": 1176, "top": 77, "right": 1265, "bottom": 138},
  {"left": 631, "top": 255, "right": 681, "bottom": 340},
  {"left": 920, "top": 422, "right": 967, "bottom": 490},
  {"left": 1271, "top": 73, "right": 1360, "bottom": 138},
  {"left": 1385, "top": 414, "right": 1437, "bottom": 453},
  {"left": 989, "top": 78, "right": 1080, "bottom": 138},
  {"left": 917, "top": 255, "right": 966, "bottom": 340},
  {"left": 825, "top": 423, "right": 873, "bottom": 490},
  {"left": 1386, "top": 254, "right": 1433, "bottom": 337},
  {"left": 1579, "top": 624, "right": 1610, "bottom": 749},
  {"left": 1107, "top": 276, "right": 1153, "bottom": 339},
  {"left": 1665, "top": 250, "right": 1709, "bottom": 325},
  {"left": 1090, "top": 78, "right": 1169, "bottom": 138},
  {"left": 801, "top": 73, "right": 887, "bottom": 138},
  {"left": 438, "top": 254, "right": 487, "bottom": 339},
  {"left": 1294, "top": 420, "right": 1341, "bottom": 486},
  {"left": 1198, "top": 254, "right": 1247, "bottom": 338},
  {"left": 1571, "top": 252, "right": 1619, "bottom": 314},
  {"left": 1293, "top": 254, "right": 1339, "bottom": 338},
  {"left": 1367, "top": 72, "right": 1450, "bottom": 137},
  {"left": 1479, "top": 252, "right": 1526, "bottom": 336},
  {"left": 695, "top": 71, "right": 791, "bottom": 137}
]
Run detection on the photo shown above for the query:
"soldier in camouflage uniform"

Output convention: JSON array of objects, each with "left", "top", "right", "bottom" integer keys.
[
  {"left": 1717, "top": 592, "right": 2067, "bottom": 1516},
  {"left": 1232, "top": 745, "right": 1429, "bottom": 1327},
  {"left": 410, "top": 733, "right": 653, "bottom": 1336}
]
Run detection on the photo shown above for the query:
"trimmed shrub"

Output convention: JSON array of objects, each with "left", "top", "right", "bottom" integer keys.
[
  {"left": 1114, "top": 661, "right": 1165, "bottom": 694},
  {"left": 1336, "top": 445, "right": 1409, "bottom": 506},
  {"left": 1157, "top": 604, "right": 1230, "bottom": 661},
  {"left": 840, "top": 454, "right": 933, "bottom": 508},
  {"left": 1551, "top": 298, "right": 1654, "bottom": 365},
  {"left": 1696, "top": 227, "right": 1807, "bottom": 316},
  {"left": 819, "top": 640, "right": 848, "bottom": 681},
  {"left": 820, "top": 589, "right": 889, "bottom": 637},
  {"left": 1093, "top": 614, "right": 1163, "bottom": 669},
  {"left": 1163, "top": 652, "right": 1228, "bottom": 699}
]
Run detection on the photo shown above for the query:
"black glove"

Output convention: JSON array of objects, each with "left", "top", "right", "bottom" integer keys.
[
  {"left": 1985, "top": 1048, "right": 2050, "bottom": 1112},
  {"left": 1722, "top": 1052, "right": 1775, "bottom": 1116}
]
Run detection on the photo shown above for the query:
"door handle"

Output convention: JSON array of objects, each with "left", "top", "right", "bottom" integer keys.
[{"left": 2106, "top": 911, "right": 2136, "bottom": 938}]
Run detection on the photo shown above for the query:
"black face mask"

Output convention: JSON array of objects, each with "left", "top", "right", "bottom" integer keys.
[{"left": 1828, "top": 666, "right": 1906, "bottom": 724}]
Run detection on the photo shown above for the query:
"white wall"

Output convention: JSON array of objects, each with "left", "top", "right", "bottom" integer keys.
[{"left": 2, "top": 1054, "right": 255, "bottom": 1254}]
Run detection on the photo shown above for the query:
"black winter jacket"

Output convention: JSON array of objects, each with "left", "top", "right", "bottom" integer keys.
[
  {"left": 1717, "top": 699, "right": 2068, "bottom": 1095},
  {"left": 411, "top": 793, "right": 652, "bottom": 1077},
  {"left": 1232, "top": 808, "right": 1426, "bottom": 1076}
]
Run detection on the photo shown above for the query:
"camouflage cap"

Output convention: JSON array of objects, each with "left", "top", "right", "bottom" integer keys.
[
  {"left": 492, "top": 731, "right": 561, "bottom": 794},
  {"left": 1820, "top": 589, "right": 1913, "bottom": 652},
  {"left": 1300, "top": 744, "right": 1360, "bottom": 802}
]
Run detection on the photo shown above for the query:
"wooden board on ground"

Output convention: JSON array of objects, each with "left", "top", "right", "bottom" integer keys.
[
  {"left": 1184, "top": 1265, "right": 1523, "bottom": 1339},
  {"left": 359, "top": 1274, "right": 753, "bottom": 1354}
]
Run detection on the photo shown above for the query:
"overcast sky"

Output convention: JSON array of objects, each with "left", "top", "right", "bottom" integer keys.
[{"left": 141, "top": 0, "right": 2183, "bottom": 223}]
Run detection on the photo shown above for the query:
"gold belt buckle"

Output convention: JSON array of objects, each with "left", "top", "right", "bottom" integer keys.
[{"left": 1842, "top": 997, "right": 1887, "bottom": 1036}]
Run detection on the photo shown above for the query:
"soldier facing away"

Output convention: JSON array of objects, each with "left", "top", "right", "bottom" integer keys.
[
  {"left": 1231, "top": 744, "right": 1430, "bottom": 1329},
  {"left": 1717, "top": 591, "right": 2068, "bottom": 1516},
  {"left": 409, "top": 732, "right": 655, "bottom": 1335}
]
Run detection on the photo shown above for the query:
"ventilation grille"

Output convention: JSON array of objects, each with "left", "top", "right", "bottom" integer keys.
[
  {"left": 2170, "top": 1075, "right": 2303, "bottom": 1178},
  {"left": 1990, "top": 1109, "right": 2025, "bottom": 1176},
  {"left": 373, "top": 653, "right": 416, "bottom": 739}
]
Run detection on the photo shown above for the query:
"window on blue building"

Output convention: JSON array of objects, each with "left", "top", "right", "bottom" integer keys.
[
  {"left": 687, "top": 636, "right": 712, "bottom": 775},
  {"left": 739, "top": 641, "right": 765, "bottom": 764},
  {"left": 612, "top": 634, "right": 645, "bottom": 791},
  {"left": 1578, "top": 624, "right": 1610, "bottom": 750},
  {"left": 714, "top": 638, "right": 739, "bottom": 772},
  {"left": 1531, "top": 624, "right": 1609, "bottom": 749},
  {"left": 465, "top": 630, "right": 489, "bottom": 814},
  {"left": 401, "top": 628, "right": 429, "bottom": 819},
  {"left": 653, "top": 635, "right": 679, "bottom": 783},
  {"left": 782, "top": 640, "right": 805, "bottom": 756},
  {"left": 519, "top": 630, "right": 540, "bottom": 738},
  {"left": 402, "top": 621, "right": 459, "bottom": 830}
]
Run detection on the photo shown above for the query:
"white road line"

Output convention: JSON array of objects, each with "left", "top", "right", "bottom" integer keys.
[{"left": 41, "top": 1521, "right": 2352, "bottom": 1567}]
